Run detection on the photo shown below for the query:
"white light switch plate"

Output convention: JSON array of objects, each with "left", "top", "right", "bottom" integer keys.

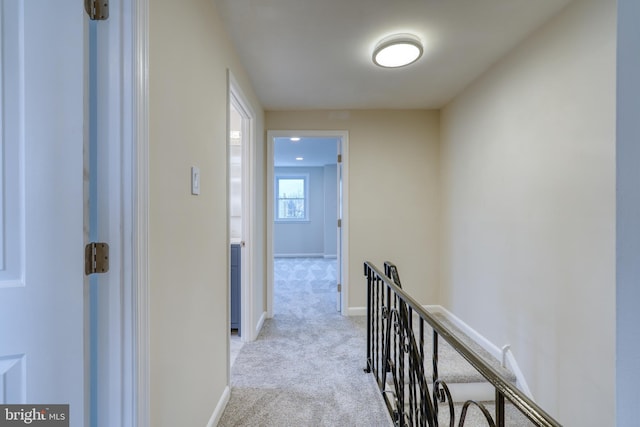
[{"left": 191, "top": 166, "right": 200, "bottom": 195}]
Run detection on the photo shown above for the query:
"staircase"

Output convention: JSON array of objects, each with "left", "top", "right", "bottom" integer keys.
[
  {"left": 364, "top": 261, "right": 561, "bottom": 427},
  {"left": 426, "top": 311, "right": 516, "bottom": 403},
  {"left": 423, "top": 311, "right": 534, "bottom": 426},
  {"left": 382, "top": 310, "right": 527, "bottom": 426}
]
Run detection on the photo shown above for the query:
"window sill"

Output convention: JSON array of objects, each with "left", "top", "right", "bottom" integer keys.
[{"left": 275, "top": 219, "right": 311, "bottom": 224}]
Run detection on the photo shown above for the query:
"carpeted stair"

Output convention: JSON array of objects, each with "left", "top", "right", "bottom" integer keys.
[
  {"left": 368, "top": 307, "right": 534, "bottom": 426},
  {"left": 425, "top": 311, "right": 517, "bottom": 403},
  {"left": 382, "top": 309, "right": 532, "bottom": 426}
]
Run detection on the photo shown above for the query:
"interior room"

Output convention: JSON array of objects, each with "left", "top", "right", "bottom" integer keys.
[
  {"left": 145, "top": 0, "right": 628, "bottom": 426},
  {"left": 12, "top": 1, "right": 640, "bottom": 427}
]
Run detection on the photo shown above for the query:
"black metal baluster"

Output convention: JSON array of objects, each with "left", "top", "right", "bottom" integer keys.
[
  {"left": 496, "top": 390, "right": 505, "bottom": 427},
  {"left": 363, "top": 262, "right": 562, "bottom": 427},
  {"left": 433, "top": 332, "right": 440, "bottom": 421},
  {"left": 420, "top": 318, "right": 425, "bottom": 425},
  {"left": 375, "top": 276, "right": 380, "bottom": 383},
  {"left": 404, "top": 306, "right": 413, "bottom": 426},
  {"left": 409, "top": 307, "right": 417, "bottom": 426},
  {"left": 433, "top": 330, "right": 439, "bottom": 386},
  {"left": 365, "top": 266, "right": 372, "bottom": 373},
  {"left": 396, "top": 296, "right": 405, "bottom": 426}
]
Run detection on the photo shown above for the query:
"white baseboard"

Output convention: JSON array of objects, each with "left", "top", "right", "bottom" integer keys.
[
  {"left": 423, "top": 305, "right": 502, "bottom": 360},
  {"left": 423, "top": 304, "right": 533, "bottom": 400},
  {"left": 255, "top": 311, "right": 266, "bottom": 337},
  {"left": 505, "top": 350, "right": 533, "bottom": 398},
  {"left": 323, "top": 254, "right": 337, "bottom": 259},
  {"left": 206, "top": 386, "right": 230, "bottom": 427},
  {"left": 274, "top": 253, "right": 324, "bottom": 258},
  {"left": 346, "top": 306, "right": 366, "bottom": 316}
]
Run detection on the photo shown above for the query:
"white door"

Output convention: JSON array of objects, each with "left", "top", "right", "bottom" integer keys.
[
  {"left": 229, "top": 99, "right": 243, "bottom": 337},
  {"left": 336, "top": 142, "right": 343, "bottom": 312},
  {"left": 230, "top": 77, "right": 256, "bottom": 341},
  {"left": 0, "top": 1, "right": 87, "bottom": 426}
]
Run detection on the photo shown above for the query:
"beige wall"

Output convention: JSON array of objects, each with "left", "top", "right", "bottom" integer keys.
[
  {"left": 266, "top": 110, "right": 440, "bottom": 309},
  {"left": 149, "top": 0, "right": 264, "bottom": 425},
  {"left": 440, "top": 0, "right": 616, "bottom": 424}
]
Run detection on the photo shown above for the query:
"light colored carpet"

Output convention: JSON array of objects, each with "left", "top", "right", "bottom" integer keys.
[
  {"left": 219, "top": 258, "right": 393, "bottom": 426},
  {"left": 230, "top": 331, "right": 243, "bottom": 369}
]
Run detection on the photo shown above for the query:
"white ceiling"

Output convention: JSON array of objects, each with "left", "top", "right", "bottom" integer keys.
[
  {"left": 274, "top": 137, "right": 338, "bottom": 167},
  {"left": 215, "top": 0, "right": 571, "bottom": 110}
]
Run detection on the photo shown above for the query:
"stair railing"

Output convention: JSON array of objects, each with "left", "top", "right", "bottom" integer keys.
[{"left": 364, "top": 261, "right": 562, "bottom": 427}]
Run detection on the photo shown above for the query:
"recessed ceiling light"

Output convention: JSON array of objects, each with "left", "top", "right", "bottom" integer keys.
[
  {"left": 295, "top": 157, "right": 304, "bottom": 161},
  {"left": 290, "top": 137, "right": 301, "bottom": 142},
  {"left": 373, "top": 34, "right": 423, "bottom": 68}
]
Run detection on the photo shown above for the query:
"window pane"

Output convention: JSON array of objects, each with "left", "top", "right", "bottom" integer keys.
[
  {"left": 276, "top": 177, "right": 307, "bottom": 220},
  {"left": 278, "top": 179, "right": 304, "bottom": 199},
  {"left": 278, "top": 198, "right": 304, "bottom": 219}
]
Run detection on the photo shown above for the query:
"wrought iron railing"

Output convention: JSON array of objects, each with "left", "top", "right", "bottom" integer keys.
[{"left": 364, "top": 261, "right": 562, "bottom": 427}]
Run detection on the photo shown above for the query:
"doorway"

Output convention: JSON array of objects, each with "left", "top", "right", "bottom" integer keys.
[
  {"left": 266, "top": 131, "right": 349, "bottom": 317},
  {"left": 228, "top": 98, "right": 244, "bottom": 366},
  {"left": 227, "top": 72, "right": 257, "bottom": 355}
]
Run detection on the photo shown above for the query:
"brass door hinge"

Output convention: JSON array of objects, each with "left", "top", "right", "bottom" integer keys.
[
  {"left": 85, "top": 0, "right": 109, "bottom": 20},
  {"left": 337, "top": 154, "right": 342, "bottom": 163},
  {"left": 85, "top": 243, "right": 110, "bottom": 275},
  {"left": 337, "top": 283, "right": 342, "bottom": 292},
  {"left": 338, "top": 219, "right": 342, "bottom": 228}
]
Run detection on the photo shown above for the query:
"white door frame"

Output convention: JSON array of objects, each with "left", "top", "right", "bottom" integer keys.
[
  {"left": 228, "top": 71, "right": 257, "bottom": 342},
  {"left": 131, "top": 0, "right": 150, "bottom": 425},
  {"left": 92, "top": 0, "right": 150, "bottom": 425},
  {"left": 100, "top": 0, "right": 150, "bottom": 426},
  {"left": 96, "top": 0, "right": 152, "bottom": 423},
  {"left": 90, "top": 0, "right": 129, "bottom": 425},
  {"left": 78, "top": 0, "right": 149, "bottom": 425},
  {"left": 93, "top": 3, "right": 126, "bottom": 426},
  {"left": 266, "top": 130, "right": 349, "bottom": 317}
]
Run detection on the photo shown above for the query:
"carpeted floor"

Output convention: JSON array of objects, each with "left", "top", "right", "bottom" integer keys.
[{"left": 219, "top": 258, "right": 393, "bottom": 426}]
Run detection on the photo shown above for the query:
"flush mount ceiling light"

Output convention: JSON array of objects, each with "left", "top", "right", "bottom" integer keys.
[
  {"left": 373, "top": 33, "right": 423, "bottom": 68},
  {"left": 290, "top": 137, "right": 301, "bottom": 142}
]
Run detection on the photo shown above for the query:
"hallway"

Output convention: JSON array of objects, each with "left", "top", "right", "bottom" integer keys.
[{"left": 220, "top": 258, "right": 392, "bottom": 426}]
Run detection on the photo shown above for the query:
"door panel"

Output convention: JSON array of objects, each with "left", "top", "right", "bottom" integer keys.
[
  {"left": 336, "top": 142, "right": 343, "bottom": 312},
  {"left": 0, "top": 1, "right": 86, "bottom": 425}
]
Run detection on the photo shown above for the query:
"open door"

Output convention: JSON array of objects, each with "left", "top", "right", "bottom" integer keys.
[
  {"left": 0, "top": 1, "right": 88, "bottom": 425},
  {"left": 229, "top": 100, "right": 243, "bottom": 337},
  {"left": 336, "top": 141, "right": 343, "bottom": 312},
  {"left": 229, "top": 74, "right": 256, "bottom": 342}
]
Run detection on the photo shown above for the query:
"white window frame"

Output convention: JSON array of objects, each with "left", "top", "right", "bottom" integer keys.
[{"left": 275, "top": 173, "right": 309, "bottom": 222}]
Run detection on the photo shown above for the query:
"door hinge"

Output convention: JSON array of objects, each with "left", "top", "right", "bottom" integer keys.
[
  {"left": 85, "top": 242, "right": 110, "bottom": 275},
  {"left": 337, "top": 154, "right": 342, "bottom": 163},
  {"left": 337, "top": 283, "right": 342, "bottom": 292},
  {"left": 85, "top": 0, "right": 109, "bottom": 20},
  {"left": 338, "top": 219, "right": 342, "bottom": 228}
]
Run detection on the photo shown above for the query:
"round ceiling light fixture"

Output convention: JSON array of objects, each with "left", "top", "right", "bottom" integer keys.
[{"left": 372, "top": 33, "right": 423, "bottom": 68}]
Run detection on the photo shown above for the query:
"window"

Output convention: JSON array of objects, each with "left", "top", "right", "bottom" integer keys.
[{"left": 276, "top": 175, "right": 308, "bottom": 221}]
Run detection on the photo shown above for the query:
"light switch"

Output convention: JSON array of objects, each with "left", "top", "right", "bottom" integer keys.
[{"left": 191, "top": 166, "right": 200, "bottom": 195}]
